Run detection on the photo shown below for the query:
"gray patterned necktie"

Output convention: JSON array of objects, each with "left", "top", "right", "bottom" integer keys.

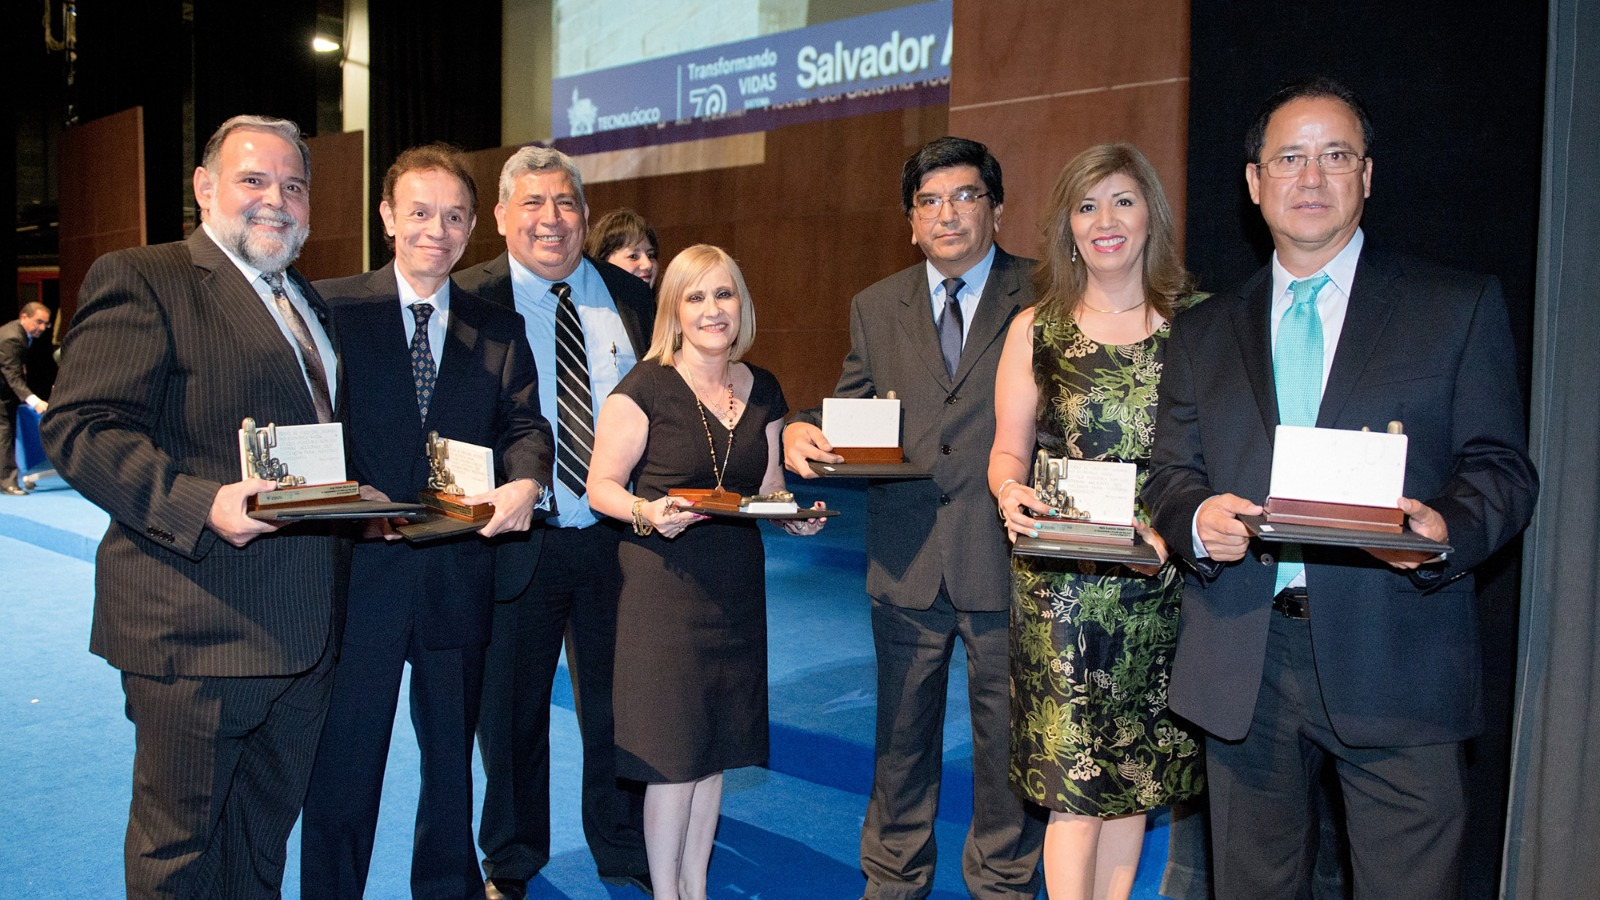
[
  {"left": 263, "top": 271, "right": 333, "bottom": 423},
  {"left": 939, "top": 277, "right": 966, "bottom": 378}
]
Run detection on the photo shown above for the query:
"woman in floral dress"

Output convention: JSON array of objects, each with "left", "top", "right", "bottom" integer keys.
[{"left": 988, "top": 143, "right": 1203, "bottom": 900}]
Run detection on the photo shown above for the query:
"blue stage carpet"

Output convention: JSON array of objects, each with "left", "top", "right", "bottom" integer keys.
[{"left": 0, "top": 480, "right": 1172, "bottom": 898}]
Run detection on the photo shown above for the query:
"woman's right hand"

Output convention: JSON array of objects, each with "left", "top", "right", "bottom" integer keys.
[
  {"left": 997, "top": 480, "right": 1055, "bottom": 540},
  {"left": 647, "top": 496, "right": 709, "bottom": 539}
]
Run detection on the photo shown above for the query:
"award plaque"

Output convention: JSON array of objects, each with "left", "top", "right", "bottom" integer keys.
[
  {"left": 238, "top": 418, "right": 359, "bottom": 511},
  {"left": 1027, "top": 451, "right": 1137, "bottom": 545},
  {"left": 664, "top": 487, "right": 840, "bottom": 521},
  {"left": 1264, "top": 424, "right": 1407, "bottom": 533},
  {"left": 419, "top": 432, "right": 495, "bottom": 522},
  {"left": 821, "top": 395, "right": 904, "bottom": 464}
]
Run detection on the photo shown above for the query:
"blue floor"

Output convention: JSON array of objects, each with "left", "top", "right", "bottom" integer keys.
[{"left": 0, "top": 475, "right": 1172, "bottom": 898}]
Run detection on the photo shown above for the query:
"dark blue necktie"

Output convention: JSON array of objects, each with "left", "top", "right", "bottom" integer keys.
[
  {"left": 409, "top": 302, "right": 437, "bottom": 423},
  {"left": 939, "top": 277, "right": 966, "bottom": 379}
]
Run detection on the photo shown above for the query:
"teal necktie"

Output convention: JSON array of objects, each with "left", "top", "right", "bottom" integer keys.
[{"left": 1273, "top": 273, "right": 1331, "bottom": 594}]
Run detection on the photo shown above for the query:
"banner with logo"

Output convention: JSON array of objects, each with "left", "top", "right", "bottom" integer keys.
[{"left": 552, "top": 0, "right": 952, "bottom": 153}]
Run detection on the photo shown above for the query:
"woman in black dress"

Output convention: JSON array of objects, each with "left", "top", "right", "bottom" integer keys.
[{"left": 587, "top": 244, "right": 825, "bottom": 900}]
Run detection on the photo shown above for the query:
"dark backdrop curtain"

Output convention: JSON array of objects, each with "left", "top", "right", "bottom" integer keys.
[
  {"left": 368, "top": 1, "right": 503, "bottom": 269},
  {"left": 1184, "top": 2, "right": 1546, "bottom": 896},
  {"left": 1503, "top": 2, "right": 1600, "bottom": 896},
  {"left": 193, "top": 0, "right": 319, "bottom": 178}
]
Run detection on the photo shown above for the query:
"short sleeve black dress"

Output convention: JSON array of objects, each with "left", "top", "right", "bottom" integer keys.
[{"left": 610, "top": 360, "right": 788, "bottom": 784}]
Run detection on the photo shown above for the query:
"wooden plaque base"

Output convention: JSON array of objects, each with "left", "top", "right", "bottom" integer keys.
[
  {"left": 833, "top": 446, "right": 904, "bottom": 464},
  {"left": 666, "top": 488, "right": 743, "bottom": 512},
  {"left": 420, "top": 489, "right": 495, "bottom": 522},
  {"left": 248, "top": 480, "right": 360, "bottom": 511},
  {"left": 1264, "top": 497, "right": 1404, "bottom": 533}
]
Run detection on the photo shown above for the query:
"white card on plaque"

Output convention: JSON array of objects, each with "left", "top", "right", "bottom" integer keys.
[
  {"left": 237, "top": 422, "right": 347, "bottom": 484},
  {"left": 822, "top": 397, "right": 900, "bottom": 448},
  {"left": 1269, "top": 425, "right": 1407, "bottom": 508},
  {"left": 1061, "top": 460, "right": 1138, "bottom": 526},
  {"left": 437, "top": 438, "right": 495, "bottom": 495}
]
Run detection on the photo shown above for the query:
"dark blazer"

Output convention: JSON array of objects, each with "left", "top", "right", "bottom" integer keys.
[
  {"left": 42, "top": 228, "right": 346, "bottom": 677},
  {"left": 799, "top": 248, "right": 1034, "bottom": 612},
  {"left": 317, "top": 263, "right": 553, "bottom": 649},
  {"left": 1143, "top": 248, "right": 1538, "bottom": 747},
  {"left": 0, "top": 319, "right": 34, "bottom": 406},
  {"left": 454, "top": 252, "right": 655, "bottom": 599}
]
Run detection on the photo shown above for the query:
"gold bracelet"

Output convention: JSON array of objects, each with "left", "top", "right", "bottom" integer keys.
[{"left": 631, "top": 498, "right": 654, "bottom": 537}]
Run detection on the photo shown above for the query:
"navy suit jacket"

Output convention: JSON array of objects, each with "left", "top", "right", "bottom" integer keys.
[
  {"left": 1143, "top": 247, "right": 1538, "bottom": 746},
  {"left": 44, "top": 228, "right": 347, "bottom": 677},
  {"left": 797, "top": 248, "right": 1034, "bottom": 612},
  {"left": 454, "top": 252, "right": 655, "bottom": 600},
  {"left": 318, "top": 263, "right": 553, "bottom": 649}
]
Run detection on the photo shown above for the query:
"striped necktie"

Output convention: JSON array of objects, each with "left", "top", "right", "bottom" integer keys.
[
  {"left": 1273, "top": 272, "right": 1332, "bottom": 594},
  {"left": 409, "top": 302, "right": 437, "bottom": 423},
  {"left": 263, "top": 271, "right": 334, "bottom": 423},
  {"left": 552, "top": 281, "right": 594, "bottom": 497}
]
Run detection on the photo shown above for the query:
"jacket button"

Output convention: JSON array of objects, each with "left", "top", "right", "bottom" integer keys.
[
  {"left": 940, "top": 445, "right": 953, "bottom": 455},
  {"left": 939, "top": 494, "right": 952, "bottom": 506},
  {"left": 945, "top": 395, "right": 957, "bottom": 405},
  {"left": 1258, "top": 551, "right": 1275, "bottom": 566}
]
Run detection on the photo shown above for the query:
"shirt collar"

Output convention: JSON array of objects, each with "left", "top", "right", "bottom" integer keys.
[
  {"left": 395, "top": 268, "right": 450, "bottom": 312},
  {"left": 203, "top": 221, "right": 270, "bottom": 286},
  {"left": 508, "top": 254, "right": 594, "bottom": 307},
  {"left": 924, "top": 243, "right": 998, "bottom": 300},
  {"left": 1271, "top": 227, "right": 1365, "bottom": 299}
]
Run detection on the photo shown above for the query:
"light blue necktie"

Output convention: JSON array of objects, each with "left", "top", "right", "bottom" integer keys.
[{"left": 1273, "top": 273, "right": 1331, "bottom": 594}]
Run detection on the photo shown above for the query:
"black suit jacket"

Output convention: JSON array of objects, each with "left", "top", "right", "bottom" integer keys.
[
  {"left": 798, "top": 248, "right": 1034, "bottom": 612},
  {"left": 43, "top": 228, "right": 347, "bottom": 677},
  {"left": 453, "top": 252, "right": 656, "bottom": 599},
  {"left": 0, "top": 319, "right": 35, "bottom": 409},
  {"left": 1143, "top": 247, "right": 1538, "bottom": 746},
  {"left": 317, "top": 263, "right": 553, "bottom": 650}
]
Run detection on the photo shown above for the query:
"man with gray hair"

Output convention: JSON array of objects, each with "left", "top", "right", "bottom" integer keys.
[
  {"left": 43, "top": 114, "right": 343, "bottom": 898},
  {"left": 457, "top": 145, "right": 655, "bottom": 898}
]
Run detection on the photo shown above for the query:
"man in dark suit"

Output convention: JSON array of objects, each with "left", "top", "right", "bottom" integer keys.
[
  {"left": 1143, "top": 78, "right": 1538, "bottom": 898},
  {"left": 42, "top": 115, "right": 345, "bottom": 899},
  {"left": 784, "top": 136, "right": 1044, "bottom": 900},
  {"left": 456, "top": 145, "right": 655, "bottom": 899},
  {"left": 1, "top": 300, "right": 52, "bottom": 494},
  {"left": 298, "top": 144, "right": 553, "bottom": 899}
]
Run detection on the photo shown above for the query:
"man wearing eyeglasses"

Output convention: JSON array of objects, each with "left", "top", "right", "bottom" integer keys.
[
  {"left": 1144, "top": 77, "right": 1537, "bottom": 898},
  {"left": 785, "top": 136, "right": 1044, "bottom": 900}
]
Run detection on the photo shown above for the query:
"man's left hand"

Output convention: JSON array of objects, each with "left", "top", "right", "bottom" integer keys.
[
  {"left": 464, "top": 478, "right": 542, "bottom": 538},
  {"left": 1367, "top": 496, "right": 1449, "bottom": 569}
]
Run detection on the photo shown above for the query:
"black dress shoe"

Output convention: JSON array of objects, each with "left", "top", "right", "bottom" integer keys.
[
  {"left": 598, "top": 870, "right": 653, "bottom": 896},
  {"left": 1, "top": 485, "right": 27, "bottom": 496},
  {"left": 484, "top": 877, "right": 528, "bottom": 900}
]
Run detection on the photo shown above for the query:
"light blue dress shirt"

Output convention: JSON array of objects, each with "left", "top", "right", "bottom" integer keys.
[{"left": 923, "top": 242, "right": 997, "bottom": 345}]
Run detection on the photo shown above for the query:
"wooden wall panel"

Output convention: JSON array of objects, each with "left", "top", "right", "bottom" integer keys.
[
  {"left": 59, "top": 108, "right": 147, "bottom": 325},
  {"left": 949, "top": 0, "right": 1190, "bottom": 261},
  {"left": 299, "top": 130, "right": 367, "bottom": 281}
]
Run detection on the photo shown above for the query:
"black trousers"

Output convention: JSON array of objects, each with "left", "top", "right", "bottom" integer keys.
[
  {"left": 120, "top": 650, "right": 334, "bottom": 900},
  {"left": 1205, "top": 611, "right": 1466, "bottom": 900},
  {"left": 476, "top": 524, "right": 647, "bottom": 882},
  {"left": 300, "top": 628, "right": 486, "bottom": 899}
]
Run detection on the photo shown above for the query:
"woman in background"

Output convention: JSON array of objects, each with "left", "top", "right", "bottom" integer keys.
[
  {"left": 987, "top": 143, "right": 1203, "bottom": 900},
  {"left": 587, "top": 244, "right": 824, "bottom": 900},
  {"left": 587, "top": 207, "right": 659, "bottom": 287}
]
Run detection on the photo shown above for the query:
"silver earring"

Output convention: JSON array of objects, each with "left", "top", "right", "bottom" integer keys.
[{"left": 1071, "top": 243, "right": 1078, "bottom": 263}]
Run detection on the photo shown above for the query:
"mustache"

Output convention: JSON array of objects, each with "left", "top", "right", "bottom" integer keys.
[{"left": 246, "top": 208, "right": 299, "bottom": 228}]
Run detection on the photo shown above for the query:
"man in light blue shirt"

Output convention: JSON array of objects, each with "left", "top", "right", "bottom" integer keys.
[{"left": 456, "top": 146, "right": 656, "bottom": 900}]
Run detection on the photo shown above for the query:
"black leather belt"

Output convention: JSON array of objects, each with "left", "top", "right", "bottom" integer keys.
[{"left": 1272, "top": 587, "right": 1310, "bottom": 619}]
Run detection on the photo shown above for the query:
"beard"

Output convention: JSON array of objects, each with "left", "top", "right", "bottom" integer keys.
[{"left": 211, "top": 206, "right": 310, "bottom": 273}]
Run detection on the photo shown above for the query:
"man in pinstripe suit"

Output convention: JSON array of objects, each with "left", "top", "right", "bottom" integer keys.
[{"left": 43, "top": 115, "right": 346, "bottom": 900}]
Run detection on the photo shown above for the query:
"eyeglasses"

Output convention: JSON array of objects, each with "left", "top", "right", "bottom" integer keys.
[
  {"left": 1255, "top": 151, "right": 1367, "bottom": 178},
  {"left": 911, "top": 189, "right": 992, "bottom": 220}
]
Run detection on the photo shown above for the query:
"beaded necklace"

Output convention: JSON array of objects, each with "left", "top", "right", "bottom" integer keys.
[{"left": 684, "top": 366, "right": 736, "bottom": 492}]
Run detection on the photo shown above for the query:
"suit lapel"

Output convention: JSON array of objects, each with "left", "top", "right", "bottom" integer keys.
[
  {"left": 955, "top": 250, "right": 1025, "bottom": 387},
  {"left": 1233, "top": 268, "right": 1279, "bottom": 442},
  {"left": 431, "top": 280, "right": 482, "bottom": 428},
  {"left": 1318, "top": 252, "right": 1399, "bottom": 427},
  {"left": 895, "top": 266, "right": 951, "bottom": 387},
  {"left": 187, "top": 229, "right": 319, "bottom": 423}
]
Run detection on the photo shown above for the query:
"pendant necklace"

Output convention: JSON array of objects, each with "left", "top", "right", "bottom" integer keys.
[{"left": 685, "top": 366, "right": 736, "bottom": 491}]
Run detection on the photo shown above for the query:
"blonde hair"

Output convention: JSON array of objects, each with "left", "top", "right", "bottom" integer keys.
[{"left": 644, "top": 245, "right": 757, "bottom": 364}]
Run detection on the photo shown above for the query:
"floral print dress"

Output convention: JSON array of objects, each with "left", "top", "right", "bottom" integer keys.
[{"left": 1008, "top": 306, "right": 1203, "bottom": 816}]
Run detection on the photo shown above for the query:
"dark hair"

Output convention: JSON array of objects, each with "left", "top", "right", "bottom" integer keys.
[
  {"left": 585, "top": 208, "right": 658, "bottom": 261},
  {"left": 1034, "top": 143, "right": 1193, "bottom": 323},
  {"left": 900, "top": 136, "right": 1004, "bottom": 215},
  {"left": 1246, "top": 76, "right": 1375, "bottom": 163},
  {"left": 379, "top": 143, "right": 477, "bottom": 249},
  {"left": 201, "top": 115, "right": 312, "bottom": 180}
]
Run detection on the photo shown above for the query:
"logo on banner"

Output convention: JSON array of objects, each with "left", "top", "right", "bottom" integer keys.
[
  {"left": 567, "top": 89, "right": 598, "bottom": 136},
  {"left": 688, "top": 84, "right": 728, "bottom": 116}
]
